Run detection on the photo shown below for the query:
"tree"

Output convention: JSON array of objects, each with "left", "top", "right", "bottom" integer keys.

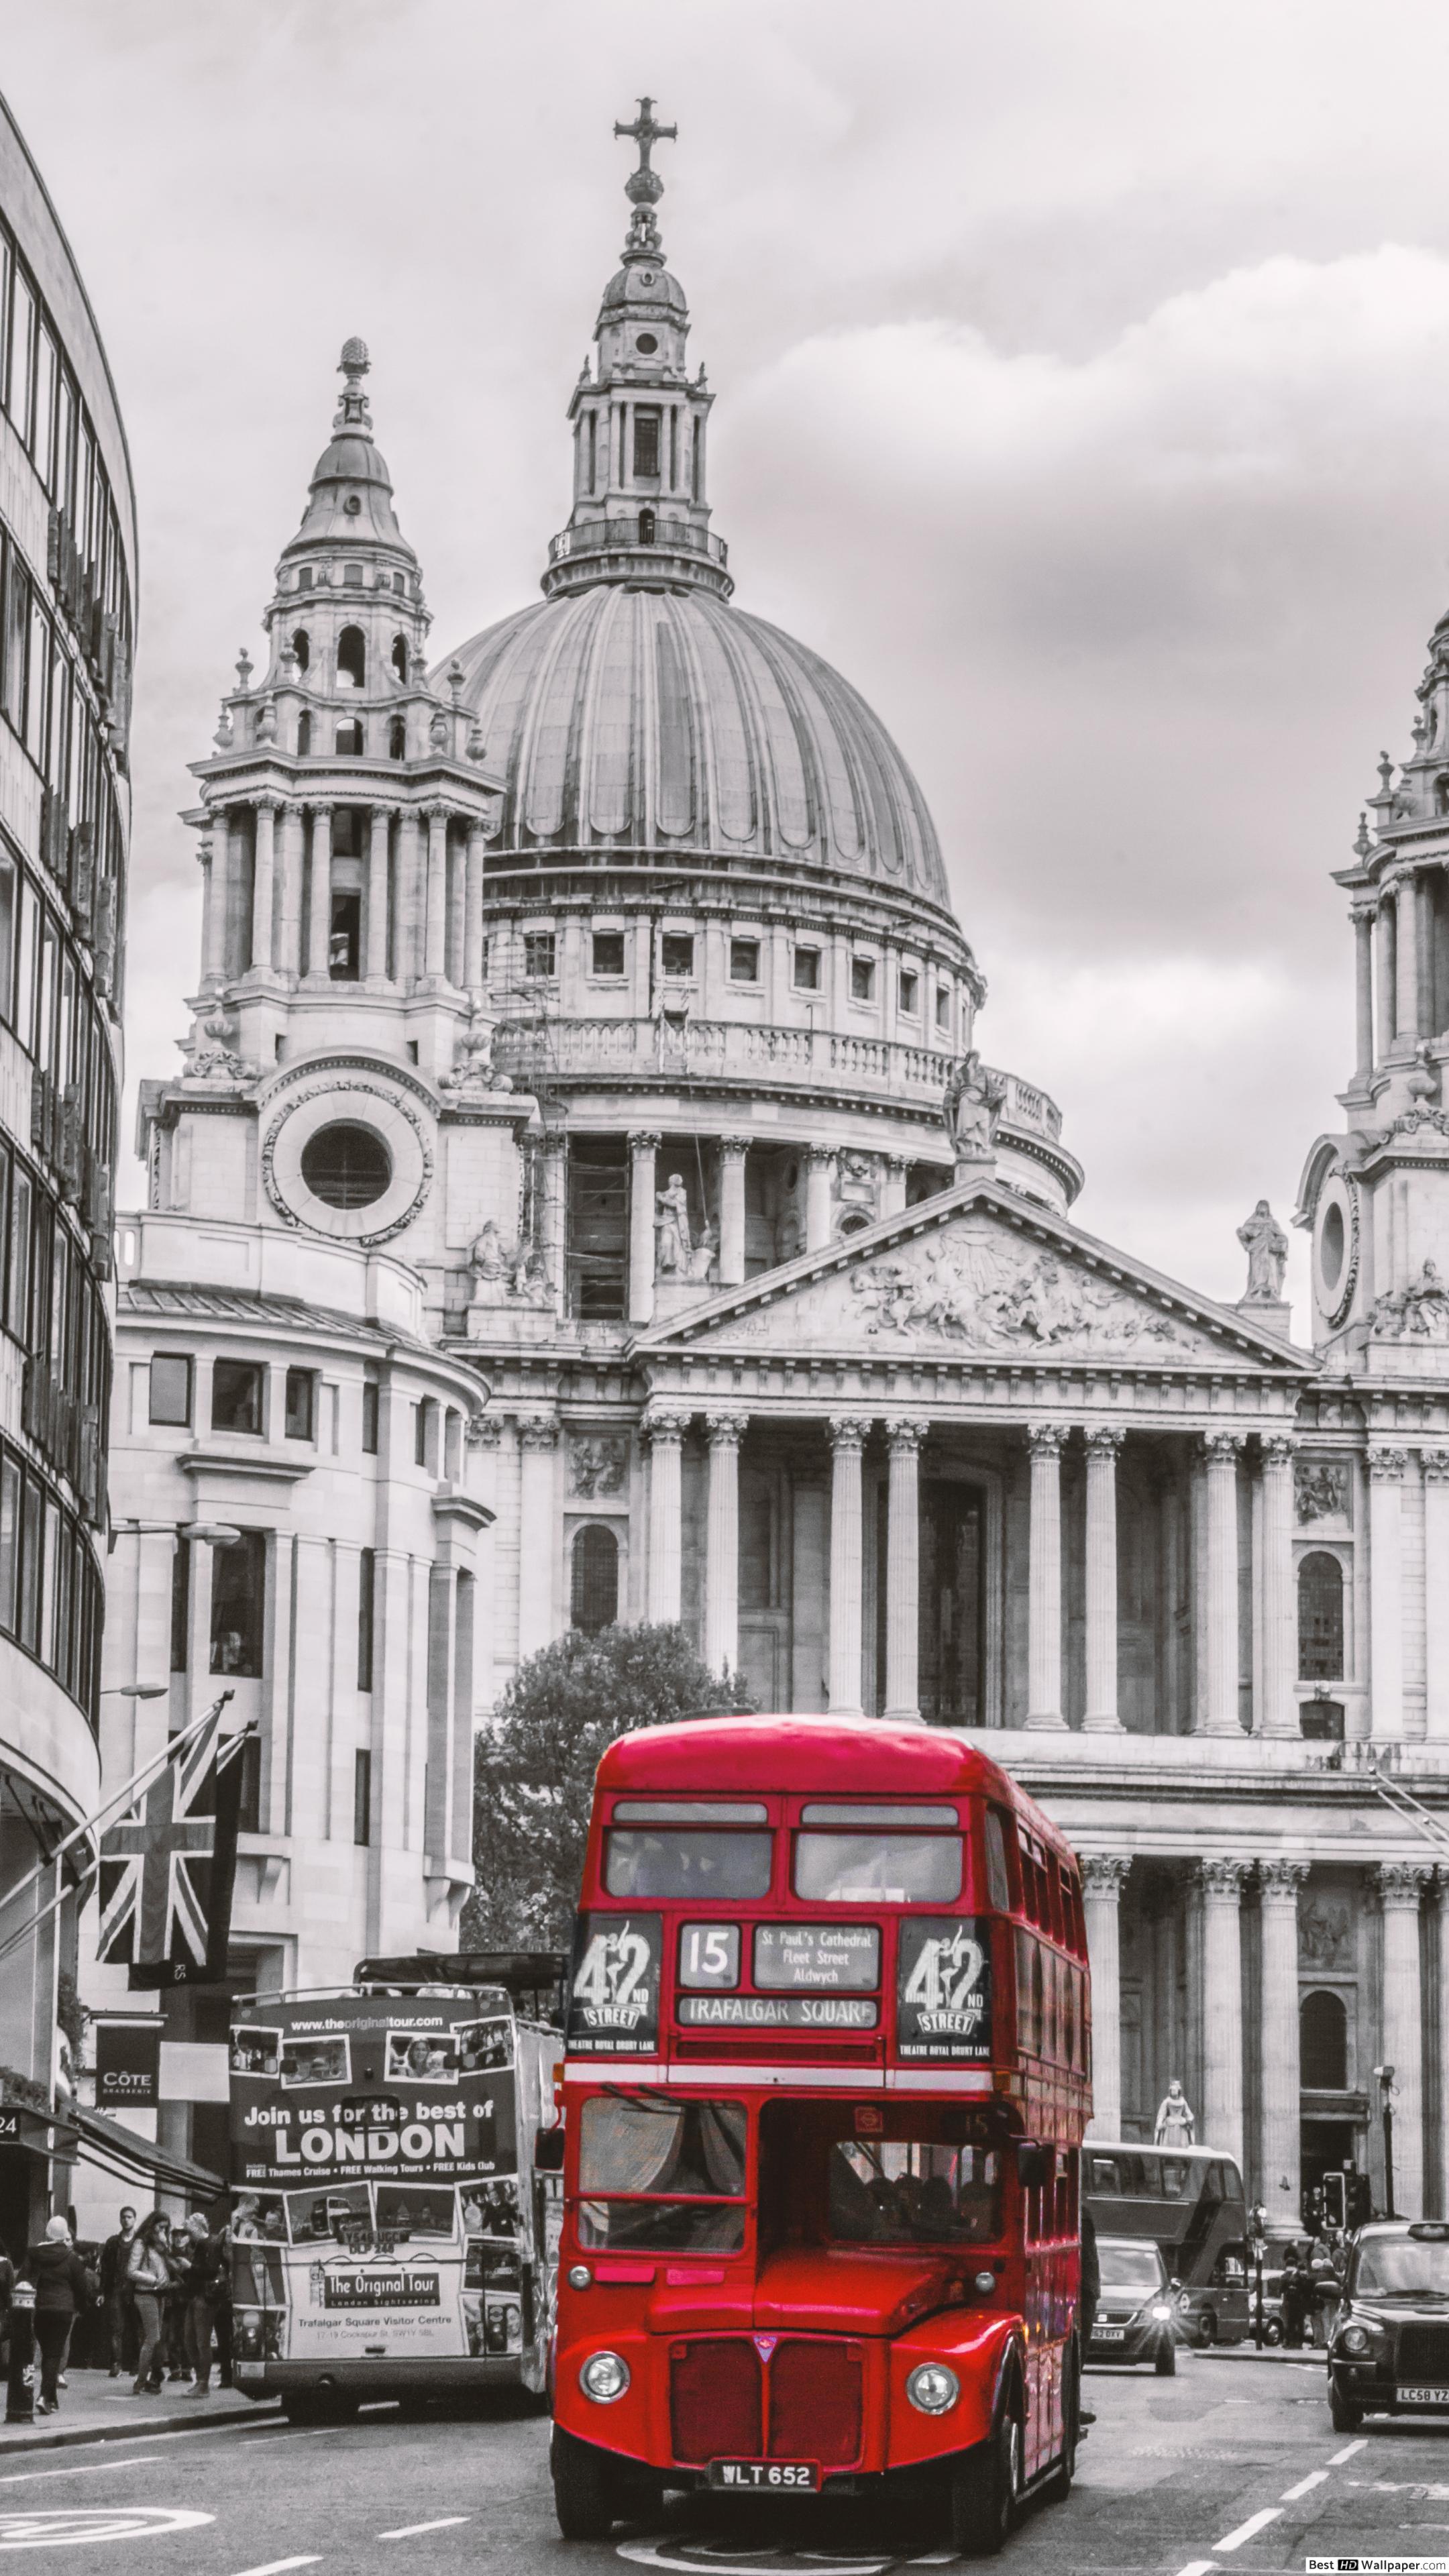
[{"left": 464, "top": 1624, "right": 753, "bottom": 1949}]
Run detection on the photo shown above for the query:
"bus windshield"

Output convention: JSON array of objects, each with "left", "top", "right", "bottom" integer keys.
[
  {"left": 794, "top": 1833, "right": 963, "bottom": 1904},
  {"left": 829, "top": 2138, "right": 1002, "bottom": 2245},
  {"left": 578, "top": 2095, "right": 747, "bottom": 2252}
]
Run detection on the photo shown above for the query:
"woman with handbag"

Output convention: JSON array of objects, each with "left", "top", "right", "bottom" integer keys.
[{"left": 125, "top": 2211, "right": 171, "bottom": 2395}]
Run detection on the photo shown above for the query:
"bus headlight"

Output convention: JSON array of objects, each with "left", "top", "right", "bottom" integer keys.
[
  {"left": 906, "top": 2363, "right": 961, "bottom": 2416},
  {"left": 1340, "top": 2324, "right": 1371, "bottom": 2356},
  {"left": 580, "top": 2350, "right": 631, "bottom": 2403}
]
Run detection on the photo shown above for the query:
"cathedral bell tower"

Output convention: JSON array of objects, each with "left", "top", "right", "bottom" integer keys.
[
  {"left": 182, "top": 339, "right": 504, "bottom": 1096},
  {"left": 544, "top": 99, "right": 729, "bottom": 602}
]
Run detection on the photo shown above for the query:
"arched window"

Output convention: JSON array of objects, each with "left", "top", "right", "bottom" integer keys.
[
  {"left": 638, "top": 506, "right": 656, "bottom": 544},
  {"left": 335, "top": 719, "right": 364, "bottom": 756},
  {"left": 388, "top": 717, "right": 406, "bottom": 761},
  {"left": 570, "top": 1525, "right": 619, "bottom": 1634},
  {"left": 290, "top": 628, "right": 310, "bottom": 672},
  {"left": 391, "top": 636, "right": 408, "bottom": 681},
  {"left": 337, "top": 625, "right": 366, "bottom": 690},
  {"left": 1301, "top": 1988, "right": 1348, "bottom": 2090},
  {"left": 296, "top": 711, "right": 312, "bottom": 757},
  {"left": 1436, "top": 775, "right": 1449, "bottom": 817},
  {"left": 1298, "top": 1551, "right": 1344, "bottom": 1679}
]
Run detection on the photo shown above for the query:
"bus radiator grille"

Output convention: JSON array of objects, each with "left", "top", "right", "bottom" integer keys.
[
  {"left": 768, "top": 2339, "right": 863, "bottom": 2467},
  {"left": 1397, "top": 2324, "right": 1449, "bottom": 2383},
  {"left": 670, "top": 2340, "right": 761, "bottom": 2463}
]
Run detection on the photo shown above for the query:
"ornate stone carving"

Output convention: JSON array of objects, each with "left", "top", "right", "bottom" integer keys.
[
  {"left": 515, "top": 1415, "right": 559, "bottom": 1452},
  {"left": 439, "top": 1007, "right": 512, "bottom": 1097},
  {"left": 1322, "top": 1177, "right": 1360, "bottom": 1330},
  {"left": 1085, "top": 1426, "right": 1126, "bottom": 1458},
  {"left": 1028, "top": 1423, "right": 1066, "bottom": 1460},
  {"left": 655, "top": 1167, "right": 716, "bottom": 1283},
  {"left": 1370, "top": 1259, "right": 1449, "bottom": 1341},
  {"left": 826, "top": 1416, "right": 871, "bottom": 1452},
  {"left": 1296, "top": 1457, "right": 1350, "bottom": 1522},
  {"left": 261, "top": 1078, "right": 432, "bottom": 1249},
  {"left": 466, "top": 1416, "right": 503, "bottom": 1449},
  {"left": 704, "top": 1410, "right": 748, "bottom": 1449},
  {"left": 1260, "top": 1434, "right": 1297, "bottom": 1472},
  {"left": 885, "top": 1418, "right": 928, "bottom": 1456},
  {"left": 845, "top": 1226, "right": 1190, "bottom": 1356},
  {"left": 943, "top": 1051, "right": 1008, "bottom": 1165},
  {"left": 643, "top": 1408, "right": 691, "bottom": 1446},
  {"left": 1201, "top": 1432, "right": 1246, "bottom": 1465},
  {"left": 1079, "top": 1854, "right": 1132, "bottom": 1898},
  {"left": 1299, "top": 1894, "right": 1352, "bottom": 1968},
  {"left": 1258, "top": 1858, "right": 1309, "bottom": 1902},
  {"left": 1237, "top": 1200, "right": 1288, "bottom": 1302},
  {"left": 1197, "top": 1857, "right": 1250, "bottom": 1898},
  {"left": 468, "top": 1218, "right": 546, "bottom": 1299},
  {"left": 1375, "top": 1862, "right": 1433, "bottom": 1906},
  {"left": 1368, "top": 1448, "right": 1409, "bottom": 1483},
  {"left": 629, "top": 1130, "right": 662, "bottom": 1159},
  {"left": 568, "top": 1434, "right": 629, "bottom": 1498},
  {"left": 1424, "top": 1452, "right": 1449, "bottom": 1484}
]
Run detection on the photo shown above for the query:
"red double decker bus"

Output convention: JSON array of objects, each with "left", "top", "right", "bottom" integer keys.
[{"left": 550, "top": 1716, "right": 1090, "bottom": 2555}]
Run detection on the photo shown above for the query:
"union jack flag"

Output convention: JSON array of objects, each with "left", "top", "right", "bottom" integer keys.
[{"left": 97, "top": 1705, "right": 246, "bottom": 1989}]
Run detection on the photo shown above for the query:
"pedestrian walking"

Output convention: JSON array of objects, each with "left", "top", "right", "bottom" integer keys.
[
  {"left": 19, "top": 2218, "right": 91, "bottom": 2416},
  {"left": 125, "top": 2212, "right": 172, "bottom": 2394},
  {"left": 178, "top": 2215, "right": 223, "bottom": 2394},
  {"left": 98, "top": 2206, "right": 138, "bottom": 2377},
  {"left": 1280, "top": 2243, "right": 1312, "bottom": 2348}
]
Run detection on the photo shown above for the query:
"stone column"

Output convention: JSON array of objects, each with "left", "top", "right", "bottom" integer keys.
[
  {"left": 645, "top": 1410, "right": 688, "bottom": 1625},
  {"left": 198, "top": 833, "right": 223, "bottom": 990},
  {"left": 827, "top": 1419, "right": 869, "bottom": 1718},
  {"left": 1352, "top": 902, "right": 1376, "bottom": 1079},
  {"left": 1368, "top": 1449, "right": 1406, "bottom": 1739},
  {"left": 1081, "top": 1855, "right": 1130, "bottom": 2139},
  {"left": 1436, "top": 1877, "right": 1449, "bottom": 2216},
  {"left": 1258, "top": 1859, "right": 1308, "bottom": 2234},
  {"left": 424, "top": 806, "right": 449, "bottom": 983},
  {"left": 881, "top": 1153, "right": 908, "bottom": 1221},
  {"left": 464, "top": 822, "right": 487, "bottom": 992},
  {"left": 1425, "top": 1454, "right": 1449, "bottom": 1738},
  {"left": 307, "top": 804, "right": 333, "bottom": 982},
  {"left": 515, "top": 1417, "right": 558, "bottom": 1663},
  {"left": 1203, "top": 1432, "right": 1244, "bottom": 1735},
  {"left": 1198, "top": 1857, "right": 1248, "bottom": 2167},
  {"left": 628, "top": 1132, "right": 660, "bottom": 1327},
  {"left": 718, "top": 1138, "right": 749, "bottom": 1287},
  {"left": 1395, "top": 869, "right": 1421, "bottom": 1046},
  {"left": 1376, "top": 890, "right": 1397, "bottom": 1067},
  {"left": 447, "top": 835, "right": 466, "bottom": 988},
  {"left": 704, "top": 1411, "right": 747, "bottom": 1679},
  {"left": 539, "top": 1134, "right": 567, "bottom": 1313},
  {"left": 277, "top": 802, "right": 304, "bottom": 979},
  {"left": 250, "top": 797, "right": 277, "bottom": 972},
  {"left": 1026, "top": 1424, "right": 1067, "bottom": 1729},
  {"left": 1260, "top": 1434, "right": 1299, "bottom": 1737},
  {"left": 884, "top": 1419, "right": 926, "bottom": 1723},
  {"left": 396, "top": 812, "right": 423, "bottom": 985},
  {"left": 365, "top": 808, "right": 390, "bottom": 982},
  {"left": 1083, "top": 1428, "right": 1124, "bottom": 1732},
  {"left": 1377, "top": 1862, "right": 1431, "bottom": 2218},
  {"left": 805, "top": 1147, "right": 835, "bottom": 1254}
]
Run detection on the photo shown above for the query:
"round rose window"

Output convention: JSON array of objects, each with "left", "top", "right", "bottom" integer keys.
[{"left": 301, "top": 1122, "right": 392, "bottom": 1210}]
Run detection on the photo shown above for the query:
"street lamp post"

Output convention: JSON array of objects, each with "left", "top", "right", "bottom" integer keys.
[{"left": 1375, "top": 2063, "right": 1396, "bottom": 2220}]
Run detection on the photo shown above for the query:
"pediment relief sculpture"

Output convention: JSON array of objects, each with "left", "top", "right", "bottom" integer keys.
[{"left": 843, "top": 1227, "right": 1191, "bottom": 1357}]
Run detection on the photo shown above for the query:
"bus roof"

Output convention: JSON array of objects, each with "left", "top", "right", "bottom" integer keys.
[{"left": 594, "top": 1717, "right": 1076, "bottom": 1862}]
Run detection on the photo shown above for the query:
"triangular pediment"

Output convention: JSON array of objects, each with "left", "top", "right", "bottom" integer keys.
[{"left": 636, "top": 1179, "right": 1313, "bottom": 1373}]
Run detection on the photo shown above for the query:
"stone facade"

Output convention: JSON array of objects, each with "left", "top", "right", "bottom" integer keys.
[{"left": 92, "top": 115, "right": 1449, "bottom": 2226}]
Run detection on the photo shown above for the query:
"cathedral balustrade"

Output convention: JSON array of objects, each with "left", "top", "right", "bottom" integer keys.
[{"left": 547, "top": 515, "right": 728, "bottom": 568}]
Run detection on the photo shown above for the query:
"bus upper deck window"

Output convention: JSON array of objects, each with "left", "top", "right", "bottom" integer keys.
[
  {"left": 983, "top": 1810, "right": 1012, "bottom": 1911},
  {"left": 794, "top": 1826, "right": 962, "bottom": 1906},
  {"left": 604, "top": 1829, "right": 772, "bottom": 1900}
]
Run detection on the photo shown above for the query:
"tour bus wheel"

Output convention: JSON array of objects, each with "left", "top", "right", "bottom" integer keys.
[
  {"left": 1154, "top": 2337, "right": 1177, "bottom": 2376},
  {"left": 1328, "top": 2376, "right": 1362, "bottom": 2434},
  {"left": 950, "top": 2402, "right": 1021, "bottom": 2556},
  {"left": 551, "top": 2424, "right": 621, "bottom": 2542}
]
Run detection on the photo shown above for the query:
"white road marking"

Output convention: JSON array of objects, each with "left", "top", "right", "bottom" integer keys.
[
  {"left": 230, "top": 2561, "right": 323, "bottom": 2575},
  {"left": 1330, "top": 2437, "right": 1367, "bottom": 2463},
  {"left": 1212, "top": 2507, "right": 1281, "bottom": 2552},
  {"left": 1175, "top": 2563, "right": 1219, "bottom": 2576},
  {"left": 378, "top": 2521, "right": 469, "bottom": 2540},
  {"left": 1280, "top": 2469, "right": 1329, "bottom": 2501},
  {"left": 0, "top": 2461, "right": 160, "bottom": 2485}
]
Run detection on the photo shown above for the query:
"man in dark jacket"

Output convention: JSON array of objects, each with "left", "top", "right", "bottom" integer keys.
[
  {"left": 21, "top": 2218, "right": 91, "bottom": 2414},
  {"left": 98, "top": 2208, "right": 138, "bottom": 2377}
]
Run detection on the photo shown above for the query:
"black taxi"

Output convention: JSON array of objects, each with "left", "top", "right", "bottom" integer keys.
[{"left": 1327, "top": 2218, "right": 1449, "bottom": 2430}]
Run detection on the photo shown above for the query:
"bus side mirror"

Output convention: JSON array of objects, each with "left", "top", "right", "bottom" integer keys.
[
  {"left": 1016, "top": 2141, "right": 1053, "bottom": 2190},
  {"left": 534, "top": 2127, "right": 565, "bottom": 2173}
]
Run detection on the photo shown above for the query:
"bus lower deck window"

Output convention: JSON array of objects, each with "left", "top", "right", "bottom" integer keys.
[
  {"left": 794, "top": 1831, "right": 962, "bottom": 1904},
  {"left": 604, "top": 1829, "right": 773, "bottom": 1900}
]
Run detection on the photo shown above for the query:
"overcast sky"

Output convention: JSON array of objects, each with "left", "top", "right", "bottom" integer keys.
[{"left": 5, "top": 0, "right": 1448, "bottom": 1321}]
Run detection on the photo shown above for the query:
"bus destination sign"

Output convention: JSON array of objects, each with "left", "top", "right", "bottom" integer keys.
[{"left": 753, "top": 1924, "right": 880, "bottom": 1991}]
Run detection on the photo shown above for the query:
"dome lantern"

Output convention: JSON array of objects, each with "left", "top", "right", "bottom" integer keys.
[{"left": 543, "top": 100, "right": 729, "bottom": 602}]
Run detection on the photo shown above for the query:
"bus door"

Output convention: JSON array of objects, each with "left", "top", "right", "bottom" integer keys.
[{"left": 1018, "top": 2141, "right": 1067, "bottom": 2480}]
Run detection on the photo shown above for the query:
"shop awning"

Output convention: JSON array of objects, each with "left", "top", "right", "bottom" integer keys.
[{"left": 73, "top": 2106, "right": 225, "bottom": 2200}]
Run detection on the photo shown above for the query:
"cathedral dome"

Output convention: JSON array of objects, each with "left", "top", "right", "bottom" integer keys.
[{"left": 447, "top": 584, "right": 952, "bottom": 907}]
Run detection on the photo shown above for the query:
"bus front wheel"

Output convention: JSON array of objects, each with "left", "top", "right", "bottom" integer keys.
[
  {"left": 551, "top": 2426, "right": 621, "bottom": 2542},
  {"left": 950, "top": 2405, "right": 1021, "bottom": 2557}
]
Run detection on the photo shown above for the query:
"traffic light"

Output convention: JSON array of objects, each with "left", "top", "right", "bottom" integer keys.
[
  {"left": 1321, "top": 2172, "right": 1347, "bottom": 2231},
  {"left": 1347, "top": 2171, "right": 1373, "bottom": 2229}
]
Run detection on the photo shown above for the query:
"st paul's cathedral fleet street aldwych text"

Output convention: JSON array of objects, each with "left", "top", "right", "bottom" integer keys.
[{"left": 85, "top": 103, "right": 1449, "bottom": 2237}]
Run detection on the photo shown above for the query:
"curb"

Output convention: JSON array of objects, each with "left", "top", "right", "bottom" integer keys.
[
  {"left": 1193, "top": 2345, "right": 1327, "bottom": 2367},
  {"left": 0, "top": 2400, "right": 282, "bottom": 2457}
]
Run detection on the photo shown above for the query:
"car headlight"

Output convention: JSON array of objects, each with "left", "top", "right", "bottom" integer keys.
[
  {"left": 1150, "top": 2304, "right": 1172, "bottom": 2321},
  {"left": 1340, "top": 2324, "right": 1370, "bottom": 2356},
  {"left": 580, "top": 2349, "right": 630, "bottom": 2403},
  {"left": 906, "top": 2363, "right": 961, "bottom": 2416}
]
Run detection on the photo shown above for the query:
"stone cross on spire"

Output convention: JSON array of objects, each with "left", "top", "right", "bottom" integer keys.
[{"left": 614, "top": 96, "right": 676, "bottom": 257}]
